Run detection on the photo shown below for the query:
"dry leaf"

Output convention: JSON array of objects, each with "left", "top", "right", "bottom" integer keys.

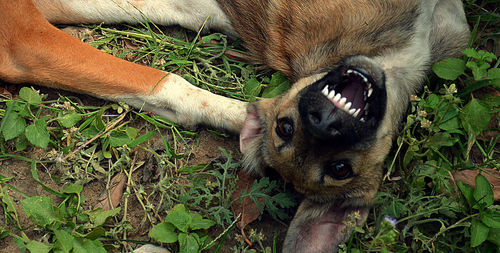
[
  {"left": 230, "top": 170, "right": 265, "bottom": 245},
  {"left": 95, "top": 172, "right": 127, "bottom": 210},
  {"left": 452, "top": 168, "right": 500, "bottom": 201}
]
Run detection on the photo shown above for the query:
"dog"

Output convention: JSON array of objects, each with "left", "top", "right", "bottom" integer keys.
[{"left": 0, "top": 0, "right": 470, "bottom": 252}]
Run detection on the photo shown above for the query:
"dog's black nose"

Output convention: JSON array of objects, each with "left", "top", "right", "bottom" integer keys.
[{"left": 305, "top": 108, "right": 341, "bottom": 138}]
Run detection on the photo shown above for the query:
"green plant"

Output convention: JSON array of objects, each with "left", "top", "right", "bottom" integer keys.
[
  {"left": 149, "top": 204, "right": 216, "bottom": 253},
  {"left": 0, "top": 177, "right": 119, "bottom": 253}
]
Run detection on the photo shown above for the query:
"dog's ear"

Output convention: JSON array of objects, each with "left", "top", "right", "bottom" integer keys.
[{"left": 282, "top": 199, "right": 369, "bottom": 253}]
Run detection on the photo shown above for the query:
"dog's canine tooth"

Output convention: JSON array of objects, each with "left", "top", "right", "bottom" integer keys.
[
  {"left": 344, "top": 102, "right": 352, "bottom": 111},
  {"left": 333, "top": 93, "right": 341, "bottom": 103},
  {"left": 353, "top": 108, "right": 360, "bottom": 117},
  {"left": 322, "top": 85, "right": 329, "bottom": 96},
  {"left": 328, "top": 89, "right": 336, "bottom": 99},
  {"left": 348, "top": 108, "right": 356, "bottom": 115},
  {"left": 339, "top": 97, "right": 346, "bottom": 107},
  {"left": 367, "top": 88, "right": 373, "bottom": 97}
]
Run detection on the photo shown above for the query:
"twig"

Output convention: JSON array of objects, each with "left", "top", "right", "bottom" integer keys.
[{"left": 63, "top": 109, "right": 129, "bottom": 160}]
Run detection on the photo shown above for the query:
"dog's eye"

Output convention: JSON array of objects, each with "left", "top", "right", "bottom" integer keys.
[
  {"left": 276, "top": 118, "right": 294, "bottom": 140},
  {"left": 327, "top": 160, "right": 353, "bottom": 180}
]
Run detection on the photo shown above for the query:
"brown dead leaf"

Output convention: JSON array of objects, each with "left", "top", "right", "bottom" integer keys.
[
  {"left": 124, "top": 39, "right": 140, "bottom": 50},
  {"left": 95, "top": 172, "right": 127, "bottom": 210},
  {"left": 452, "top": 168, "right": 500, "bottom": 201},
  {"left": 224, "top": 49, "right": 252, "bottom": 62},
  {"left": 230, "top": 170, "right": 265, "bottom": 246},
  {"left": 0, "top": 87, "right": 12, "bottom": 99},
  {"left": 208, "top": 39, "right": 251, "bottom": 62}
]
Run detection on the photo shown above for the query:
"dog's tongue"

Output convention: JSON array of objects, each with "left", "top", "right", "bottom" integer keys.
[
  {"left": 239, "top": 112, "right": 261, "bottom": 153},
  {"left": 284, "top": 201, "right": 369, "bottom": 253}
]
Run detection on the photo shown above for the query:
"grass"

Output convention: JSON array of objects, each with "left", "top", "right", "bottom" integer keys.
[{"left": 0, "top": 1, "right": 498, "bottom": 252}]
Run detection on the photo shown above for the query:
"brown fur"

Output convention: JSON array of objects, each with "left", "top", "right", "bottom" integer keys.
[{"left": 217, "top": 0, "right": 419, "bottom": 81}]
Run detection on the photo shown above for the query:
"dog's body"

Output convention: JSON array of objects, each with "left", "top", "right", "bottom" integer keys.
[{"left": 0, "top": 0, "right": 469, "bottom": 252}]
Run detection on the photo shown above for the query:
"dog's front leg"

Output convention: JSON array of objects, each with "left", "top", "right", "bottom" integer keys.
[{"left": 0, "top": 0, "right": 246, "bottom": 132}]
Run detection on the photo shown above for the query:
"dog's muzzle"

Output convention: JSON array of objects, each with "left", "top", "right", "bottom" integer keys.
[{"left": 298, "top": 56, "right": 386, "bottom": 145}]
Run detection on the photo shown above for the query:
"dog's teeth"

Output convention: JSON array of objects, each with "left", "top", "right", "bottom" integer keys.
[
  {"left": 327, "top": 89, "right": 336, "bottom": 99},
  {"left": 347, "top": 69, "right": 353, "bottom": 74},
  {"left": 333, "top": 93, "right": 341, "bottom": 103},
  {"left": 360, "top": 118, "right": 366, "bottom": 122},
  {"left": 348, "top": 108, "right": 356, "bottom": 115},
  {"left": 364, "top": 103, "right": 369, "bottom": 111},
  {"left": 367, "top": 88, "right": 373, "bottom": 97},
  {"left": 362, "top": 77, "right": 369, "bottom": 83},
  {"left": 339, "top": 97, "right": 347, "bottom": 107},
  {"left": 322, "top": 86, "right": 329, "bottom": 96},
  {"left": 353, "top": 108, "right": 360, "bottom": 117},
  {"left": 344, "top": 102, "right": 352, "bottom": 111}
]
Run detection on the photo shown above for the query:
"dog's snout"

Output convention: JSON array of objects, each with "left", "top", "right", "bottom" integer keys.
[{"left": 306, "top": 109, "right": 341, "bottom": 138}]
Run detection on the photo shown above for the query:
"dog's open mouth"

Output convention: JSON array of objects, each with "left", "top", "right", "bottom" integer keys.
[{"left": 320, "top": 67, "right": 374, "bottom": 122}]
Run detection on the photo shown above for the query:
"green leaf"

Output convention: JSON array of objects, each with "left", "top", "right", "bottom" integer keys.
[
  {"left": 488, "top": 228, "right": 500, "bottom": 246},
  {"left": 19, "top": 87, "right": 42, "bottom": 104},
  {"left": 178, "top": 233, "right": 200, "bottom": 253},
  {"left": 58, "top": 112, "right": 82, "bottom": 128},
  {"left": 457, "top": 181, "right": 474, "bottom": 208},
  {"left": 21, "top": 196, "right": 56, "bottom": 227},
  {"left": 462, "top": 48, "right": 480, "bottom": 59},
  {"left": 15, "top": 134, "right": 28, "bottom": 151},
  {"left": 243, "top": 78, "right": 262, "bottom": 100},
  {"left": 81, "top": 125, "right": 100, "bottom": 139},
  {"left": 72, "top": 238, "right": 106, "bottom": 253},
  {"left": 54, "top": 229, "right": 74, "bottom": 253},
  {"left": 467, "top": 61, "right": 490, "bottom": 80},
  {"left": 83, "top": 227, "right": 106, "bottom": 240},
  {"left": 190, "top": 213, "right": 216, "bottom": 230},
  {"left": 0, "top": 225, "right": 9, "bottom": 240},
  {"left": 473, "top": 174, "right": 494, "bottom": 208},
  {"left": 460, "top": 98, "right": 491, "bottom": 135},
  {"left": 432, "top": 58, "right": 466, "bottom": 80},
  {"left": 481, "top": 209, "right": 500, "bottom": 228},
  {"left": 1, "top": 111, "right": 26, "bottom": 141},
  {"left": 125, "top": 126, "right": 139, "bottom": 139},
  {"left": 487, "top": 68, "right": 500, "bottom": 80},
  {"left": 424, "top": 132, "right": 456, "bottom": 149},
  {"left": 25, "top": 120, "right": 50, "bottom": 149},
  {"left": 61, "top": 183, "right": 83, "bottom": 195},
  {"left": 128, "top": 130, "right": 155, "bottom": 148},
  {"left": 26, "top": 240, "right": 52, "bottom": 253},
  {"left": 178, "top": 164, "right": 206, "bottom": 174},
  {"left": 262, "top": 72, "right": 291, "bottom": 98},
  {"left": 88, "top": 208, "right": 121, "bottom": 226},
  {"left": 148, "top": 222, "right": 178, "bottom": 243},
  {"left": 471, "top": 218, "right": 489, "bottom": 247},
  {"left": 423, "top": 94, "right": 441, "bottom": 110},
  {"left": 109, "top": 131, "right": 131, "bottom": 147},
  {"left": 165, "top": 204, "right": 192, "bottom": 233}
]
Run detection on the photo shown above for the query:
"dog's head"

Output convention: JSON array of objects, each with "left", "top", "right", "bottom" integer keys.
[{"left": 240, "top": 55, "right": 394, "bottom": 251}]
